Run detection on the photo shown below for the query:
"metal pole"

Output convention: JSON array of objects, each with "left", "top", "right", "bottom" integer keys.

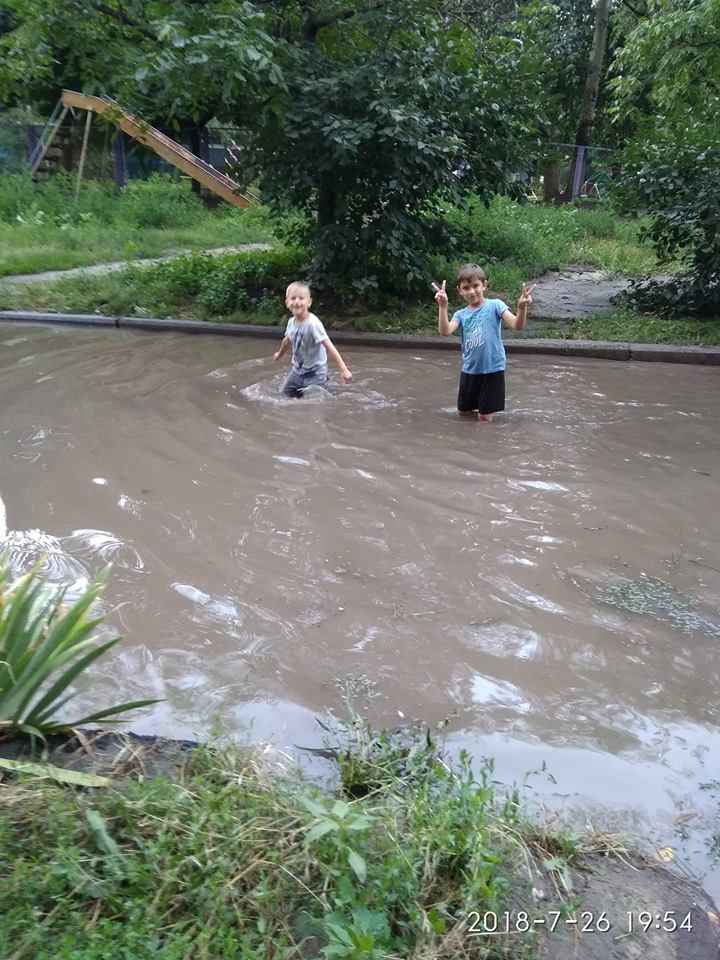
[
  {"left": 112, "top": 134, "right": 127, "bottom": 187},
  {"left": 75, "top": 111, "right": 93, "bottom": 203},
  {"left": 571, "top": 145, "right": 586, "bottom": 200},
  {"left": 25, "top": 124, "right": 38, "bottom": 163}
]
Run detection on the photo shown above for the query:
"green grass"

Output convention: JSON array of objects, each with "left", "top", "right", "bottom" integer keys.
[
  {"left": 0, "top": 726, "right": 585, "bottom": 960},
  {"left": 429, "top": 195, "right": 658, "bottom": 283},
  {"left": 0, "top": 218, "right": 271, "bottom": 277},
  {"left": 5, "top": 183, "right": 709, "bottom": 346},
  {"left": 506, "top": 309, "right": 720, "bottom": 346},
  {"left": 0, "top": 196, "right": 658, "bottom": 317},
  {"left": 0, "top": 172, "right": 273, "bottom": 277}
]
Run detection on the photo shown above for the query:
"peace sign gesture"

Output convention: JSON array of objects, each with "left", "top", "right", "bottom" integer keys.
[
  {"left": 431, "top": 280, "right": 448, "bottom": 306},
  {"left": 518, "top": 282, "right": 536, "bottom": 308}
]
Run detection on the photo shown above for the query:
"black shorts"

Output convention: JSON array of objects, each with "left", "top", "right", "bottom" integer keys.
[{"left": 457, "top": 370, "right": 505, "bottom": 414}]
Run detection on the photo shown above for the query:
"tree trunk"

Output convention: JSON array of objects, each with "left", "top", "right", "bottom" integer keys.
[
  {"left": 188, "top": 127, "right": 203, "bottom": 196},
  {"left": 562, "top": 0, "right": 611, "bottom": 201},
  {"left": 317, "top": 172, "right": 336, "bottom": 227},
  {"left": 543, "top": 160, "right": 561, "bottom": 203}
]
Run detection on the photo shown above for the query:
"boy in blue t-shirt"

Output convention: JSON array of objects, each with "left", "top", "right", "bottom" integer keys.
[{"left": 432, "top": 263, "right": 536, "bottom": 421}]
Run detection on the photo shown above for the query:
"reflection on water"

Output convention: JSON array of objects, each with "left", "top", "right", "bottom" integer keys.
[{"left": 1, "top": 323, "right": 720, "bottom": 893}]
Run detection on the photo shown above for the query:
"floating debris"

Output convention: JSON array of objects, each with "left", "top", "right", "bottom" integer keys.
[
  {"left": 601, "top": 576, "right": 720, "bottom": 638},
  {"left": 330, "top": 674, "right": 380, "bottom": 703}
]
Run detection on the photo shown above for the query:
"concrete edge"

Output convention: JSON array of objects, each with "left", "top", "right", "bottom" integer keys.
[{"left": 1, "top": 310, "right": 720, "bottom": 365}]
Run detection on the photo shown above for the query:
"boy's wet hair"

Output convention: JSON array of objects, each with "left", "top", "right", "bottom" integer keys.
[
  {"left": 286, "top": 280, "right": 311, "bottom": 297},
  {"left": 456, "top": 263, "right": 486, "bottom": 285}
]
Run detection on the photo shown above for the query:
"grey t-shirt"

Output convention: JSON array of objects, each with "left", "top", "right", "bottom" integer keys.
[{"left": 285, "top": 313, "right": 328, "bottom": 373}]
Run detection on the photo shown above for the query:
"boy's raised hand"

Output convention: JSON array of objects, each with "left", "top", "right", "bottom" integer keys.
[
  {"left": 432, "top": 280, "right": 448, "bottom": 306},
  {"left": 518, "top": 282, "right": 537, "bottom": 307}
]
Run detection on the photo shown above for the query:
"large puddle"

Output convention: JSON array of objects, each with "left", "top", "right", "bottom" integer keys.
[{"left": 2, "top": 323, "right": 720, "bottom": 892}]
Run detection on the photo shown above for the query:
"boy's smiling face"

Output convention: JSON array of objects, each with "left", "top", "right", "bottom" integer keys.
[
  {"left": 286, "top": 287, "right": 312, "bottom": 320},
  {"left": 458, "top": 276, "right": 487, "bottom": 307}
]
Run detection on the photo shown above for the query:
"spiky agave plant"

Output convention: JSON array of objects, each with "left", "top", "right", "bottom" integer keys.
[{"left": 0, "top": 557, "right": 158, "bottom": 742}]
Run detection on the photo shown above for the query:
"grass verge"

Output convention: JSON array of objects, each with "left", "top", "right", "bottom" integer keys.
[
  {"left": 505, "top": 310, "right": 720, "bottom": 346},
  {"left": 4, "top": 187, "right": 712, "bottom": 345},
  {"left": 0, "top": 173, "right": 273, "bottom": 278},
  {"left": 0, "top": 721, "right": 597, "bottom": 960}
]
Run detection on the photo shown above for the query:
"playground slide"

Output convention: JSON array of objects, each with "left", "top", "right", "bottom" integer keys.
[{"left": 60, "top": 90, "right": 259, "bottom": 208}]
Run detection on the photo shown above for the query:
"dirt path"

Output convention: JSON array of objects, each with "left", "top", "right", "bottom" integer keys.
[
  {"left": 527, "top": 265, "right": 632, "bottom": 320},
  {"left": 537, "top": 853, "right": 719, "bottom": 960},
  {"left": 0, "top": 242, "right": 272, "bottom": 287}
]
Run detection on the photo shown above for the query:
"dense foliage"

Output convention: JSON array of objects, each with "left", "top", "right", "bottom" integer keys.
[
  {"left": 1, "top": 0, "right": 717, "bottom": 315},
  {"left": 0, "top": 0, "right": 543, "bottom": 298},
  {"left": 611, "top": 0, "right": 720, "bottom": 316}
]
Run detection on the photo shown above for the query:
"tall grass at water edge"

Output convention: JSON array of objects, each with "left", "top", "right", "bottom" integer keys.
[{"left": 0, "top": 719, "right": 594, "bottom": 960}]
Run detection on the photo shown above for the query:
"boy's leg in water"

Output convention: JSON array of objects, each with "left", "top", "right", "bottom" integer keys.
[
  {"left": 457, "top": 372, "right": 480, "bottom": 420},
  {"left": 299, "top": 369, "right": 329, "bottom": 395},
  {"left": 281, "top": 369, "right": 304, "bottom": 398},
  {"left": 477, "top": 371, "right": 504, "bottom": 423}
]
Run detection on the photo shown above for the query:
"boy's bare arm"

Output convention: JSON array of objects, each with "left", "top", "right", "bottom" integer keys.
[
  {"left": 432, "top": 281, "right": 459, "bottom": 335},
  {"left": 273, "top": 336, "right": 291, "bottom": 361},
  {"left": 324, "top": 338, "right": 352, "bottom": 383},
  {"left": 502, "top": 283, "right": 536, "bottom": 331}
]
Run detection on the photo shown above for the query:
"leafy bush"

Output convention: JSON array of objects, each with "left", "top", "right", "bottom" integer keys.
[
  {"left": 615, "top": 125, "right": 720, "bottom": 317},
  {"left": 197, "top": 246, "right": 311, "bottom": 313},
  {"left": 620, "top": 272, "right": 720, "bottom": 319},
  {"left": 0, "top": 559, "right": 157, "bottom": 742}
]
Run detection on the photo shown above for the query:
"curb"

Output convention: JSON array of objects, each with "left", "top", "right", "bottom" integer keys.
[{"left": 1, "top": 310, "right": 720, "bottom": 365}]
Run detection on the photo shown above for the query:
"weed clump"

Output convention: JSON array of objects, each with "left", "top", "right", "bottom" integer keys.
[{"left": 0, "top": 724, "right": 583, "bottom": 959}]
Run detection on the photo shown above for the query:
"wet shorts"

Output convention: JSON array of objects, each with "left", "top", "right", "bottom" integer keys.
[
  {"left": 457, "top": 370, "right": 505, "bottom": 414},
  {"left": 282, "top": 367, "right": 329, "bottom": 398}
]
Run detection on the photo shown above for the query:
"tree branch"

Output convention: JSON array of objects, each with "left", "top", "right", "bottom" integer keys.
[
  {"left": 619, "top": 0, "right": 646, "bottom": 17},
  {"left": 305, "top": 0, "right": 388, "bottom": 41},
  {"left": 95, "top": 3, "right": 156, "bottom": 39}
]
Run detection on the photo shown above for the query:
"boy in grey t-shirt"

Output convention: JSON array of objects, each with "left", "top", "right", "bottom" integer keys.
[{"left": 273, "top": 281, "right": 352, "bottom": 397}]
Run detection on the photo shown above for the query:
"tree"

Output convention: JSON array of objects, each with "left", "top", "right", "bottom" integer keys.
[
  {"left": 517, "top": 0, "right": 595, "bottom": 201},
  {"left": 2, "top": 0, "right": 542, "bottom": 299},
  {"left": 611, "top": 0, "right": 720, "bottom": 315},
  {"left": 560, "top": 0, "right": 611, "bottom": 200},
  {"left": 130, "top": 0, "right": 541, "bottom": 297}
]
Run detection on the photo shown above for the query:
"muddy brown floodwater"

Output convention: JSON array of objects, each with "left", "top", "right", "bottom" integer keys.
[{"left": 2, "top": 322, "right": 720, "bottom": 897}]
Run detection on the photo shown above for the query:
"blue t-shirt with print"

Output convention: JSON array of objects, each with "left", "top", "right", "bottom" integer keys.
[{"left": 452, "top": 299, "right": 509, "bottom": 374}]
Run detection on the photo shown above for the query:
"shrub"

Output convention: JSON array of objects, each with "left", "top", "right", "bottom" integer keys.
[
  {"left": 615, "top": 124, "right": 720, "bottom": 317},
  {"left": 196, "top": 247, "right": 311, "bottom": 314},
  {"left": 0, "top": 559, "right": 158, "bottom": 742}
]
